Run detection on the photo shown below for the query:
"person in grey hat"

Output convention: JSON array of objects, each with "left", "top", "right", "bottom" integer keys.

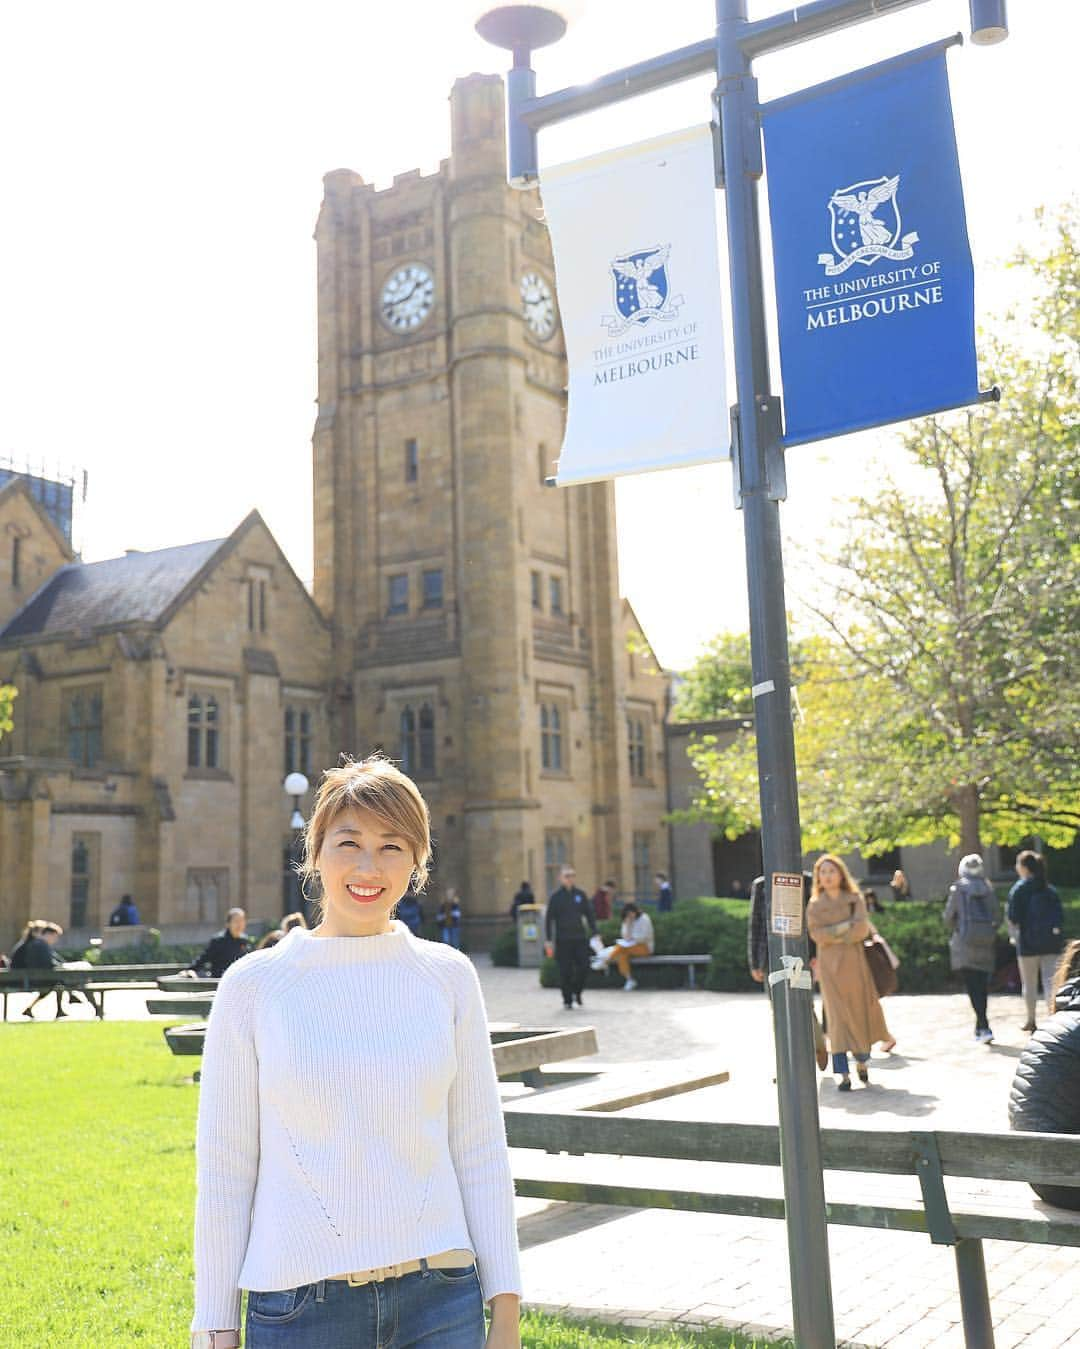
[{"left": 944, "top": 854, "right": 1001, "bottom": 1043}]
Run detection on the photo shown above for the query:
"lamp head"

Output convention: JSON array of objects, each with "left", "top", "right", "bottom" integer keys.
[
  {"left": 289, "top": 808, "right": 306, "bottom": 830},
  {"left": 284, "top": 771, "right": 310, "bottom": 798},
  {"left": 473, "top": 2, "right": 584, "bottom": 53},
  {"left": 969, "top": 0, "right": 1007, "bottom": 45}
]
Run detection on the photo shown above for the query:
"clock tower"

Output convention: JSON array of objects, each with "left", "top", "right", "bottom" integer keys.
[{"left": 313, "top": 74, "right": 667, "bottom": 926}]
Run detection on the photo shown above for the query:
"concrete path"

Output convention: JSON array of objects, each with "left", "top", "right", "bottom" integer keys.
[{"left": 7, "top": 959, "right": 1076, "bottom": 1347}]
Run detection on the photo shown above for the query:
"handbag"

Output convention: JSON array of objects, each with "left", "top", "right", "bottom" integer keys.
[
  {"left": 864, "top": 933, "right": 899, "bottom": 997},
  {"left": 852, "top": 900, "right": 900, "bottom": 997}
]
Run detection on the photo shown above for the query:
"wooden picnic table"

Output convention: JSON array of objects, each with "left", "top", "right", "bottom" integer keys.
[{"left": 157, "top": 975, "right": 219, "bottom": 993}]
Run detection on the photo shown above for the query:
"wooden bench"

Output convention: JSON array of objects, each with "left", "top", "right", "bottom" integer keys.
[
  {"left": 146, "top": 994, "right": 216, "bottom": 1017},
  {"left": 162, "top": 1022, "right": 600, "bottom": 1084},
  {"left": 1, "top": 967, "right": 177, "bottom": 1020},
  {"left": 595, "top": 954, "right": 711, "bottom": 988},
  {"left": 503, "top": 1110, "right": 1080, "bottom": 1347},
  {"left": 157, "top": 975, "right": 220, "bottom": 994}
]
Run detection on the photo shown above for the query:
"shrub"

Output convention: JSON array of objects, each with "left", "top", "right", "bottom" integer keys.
[{"left": 490, "top": 926, "right": 520, "bottom": 967}]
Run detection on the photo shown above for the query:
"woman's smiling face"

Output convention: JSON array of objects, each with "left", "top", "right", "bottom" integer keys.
[{"left": 315, "top": 804, "right": 416, "bottom": 937}]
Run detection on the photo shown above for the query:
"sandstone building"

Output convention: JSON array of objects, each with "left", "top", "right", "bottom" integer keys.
[{"left": 0, "top": 75, "right": 672, "bottom": 948}]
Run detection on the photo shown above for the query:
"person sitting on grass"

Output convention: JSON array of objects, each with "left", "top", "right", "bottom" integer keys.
[{"left": 590, "top": 902, "right": 655, "bottom": 991}]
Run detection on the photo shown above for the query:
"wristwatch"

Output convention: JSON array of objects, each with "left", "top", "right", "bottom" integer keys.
[{"left": 191, "top": 1333, "right": 241, "bottom": 1348}]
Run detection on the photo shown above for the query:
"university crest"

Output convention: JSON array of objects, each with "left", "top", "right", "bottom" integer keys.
[
  {"left": 602, "top": 244, "right": 684, "bottom": 336},
  {"left": 817, "top": 175, "right": 919, "bottom": 276}
]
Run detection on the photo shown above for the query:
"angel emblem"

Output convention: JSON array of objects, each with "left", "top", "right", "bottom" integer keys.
[
  {"left": 610, "top": 244, "right": 671, "bottom": 320},
  {"left": 612, "top": 244, "right": 670, "bottom": 311},
  {"left": 829, "top": 176, "right": 900, "bottom": 249}
]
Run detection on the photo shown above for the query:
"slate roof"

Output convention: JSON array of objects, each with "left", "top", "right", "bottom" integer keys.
[{"left": 0, "top": 537, "right": 227, "bottom": 641}]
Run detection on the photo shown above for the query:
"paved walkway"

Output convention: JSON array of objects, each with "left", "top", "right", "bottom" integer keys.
[{"left": 7, "top": 961, "right": 1077, "bottom": 1346}]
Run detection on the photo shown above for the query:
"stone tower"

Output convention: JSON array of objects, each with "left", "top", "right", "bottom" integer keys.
[{"left": 313, "top": 74, "right": 656, "bottom": 923}]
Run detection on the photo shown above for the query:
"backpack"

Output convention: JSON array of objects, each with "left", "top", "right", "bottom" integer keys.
[{"left": 1025, "top": 885, "right": 1064, "bottom": 955}]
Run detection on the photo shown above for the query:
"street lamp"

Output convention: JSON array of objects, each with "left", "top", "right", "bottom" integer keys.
[
  {"left": 969, "top": 0, "right": 1008, "bottom": 45},
  {"left": 284, "top": 771, "right": 309, "bottom": 831},
  {"left": 475, "top": 2, "right": 1006, "bottom": 1346}
]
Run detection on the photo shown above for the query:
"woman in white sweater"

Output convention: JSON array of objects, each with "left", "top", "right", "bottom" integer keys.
[{"left": 191, "top": 756, "right": 521, "bottom": 1349}]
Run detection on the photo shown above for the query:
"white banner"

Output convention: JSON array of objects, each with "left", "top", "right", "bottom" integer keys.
[{"left": 540, "top": 125, "right": 729, "bottom": 486}]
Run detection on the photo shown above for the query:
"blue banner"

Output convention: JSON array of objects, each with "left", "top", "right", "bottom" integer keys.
[{"left": 762, "top": 41, "right": 979, "bottom": 446}]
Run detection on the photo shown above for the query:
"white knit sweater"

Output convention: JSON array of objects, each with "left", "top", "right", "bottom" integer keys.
[{"left": 192, "top": 922, "right": 522, "bottom": 1331}]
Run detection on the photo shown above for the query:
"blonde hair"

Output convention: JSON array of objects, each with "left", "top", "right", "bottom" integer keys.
[
  {"left": 1052, "top": 939, "right": 1080, "bottom": 1004},
  {"left": 281, "top": 911, "right": 308, "bottom": 932},
  {"left": 811, "top": 853, "right": 861, "bottom": 900},
  {"left": 299, "top": 755, "right": 432, "bottom": 896}
]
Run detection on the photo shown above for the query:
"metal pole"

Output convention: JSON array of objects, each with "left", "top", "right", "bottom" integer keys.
[
  {"left": 955, "top": 1240, "right": 996, "bottom": 1348},
  {"left": 714, "top": 1, "right": 836, "bottom": 1343}
]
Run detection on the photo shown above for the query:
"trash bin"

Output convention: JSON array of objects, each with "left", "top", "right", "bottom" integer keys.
[{"left": 516, "top": 904, "right": 544, "bottom": 968}]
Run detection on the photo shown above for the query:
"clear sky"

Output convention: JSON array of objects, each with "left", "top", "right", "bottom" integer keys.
[{"left": 0, "top": 1, "right": 1074, "bottom": 670}]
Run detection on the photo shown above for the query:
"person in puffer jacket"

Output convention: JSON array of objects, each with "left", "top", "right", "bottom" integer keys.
[
  {"left": 1008, "top": 942, "right": 1080, "bottom": 1210},
  {"left": 944, "top": 854, "right": 1001, "bottom": 1043}
]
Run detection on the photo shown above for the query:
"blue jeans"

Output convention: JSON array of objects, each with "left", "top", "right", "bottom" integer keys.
[
  {"left": 441, "top": 928, "right": 461, "bottom": 949},
  {"left": 832, "top": 1052, "right": 870, "bottom": 1075},
  {"left": 245, "top": 1264, "right": 485, "bottom": 1347}
]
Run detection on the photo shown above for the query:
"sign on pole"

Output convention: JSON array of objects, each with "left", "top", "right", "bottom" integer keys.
[
  {"left": 539, "top": 126, "right": 729, "bottom": 485},
  {"left": 761, "top": 40, "right": 980, "bottom": 446}
]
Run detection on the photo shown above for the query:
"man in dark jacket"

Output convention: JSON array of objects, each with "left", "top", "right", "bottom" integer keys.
[
  {"left": 747, "top": 872, "right": 828, "bottom": 1069},
  {"left": 1009, "top": 958, "right": 1080, "bottom": 1210},
  {"left": 544, "top": 867, "right": 596, "bottom": 1010},
  {"left": 189, "top": 907, "right": 252, "bottom": 978},
  {"left": 747, "top": 872, "right": 817, "bottom": 981}
]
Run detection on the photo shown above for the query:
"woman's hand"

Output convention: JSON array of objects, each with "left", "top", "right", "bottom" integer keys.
[{"left": 487, "top": 1294, "right": 521, "bottom": 1348}]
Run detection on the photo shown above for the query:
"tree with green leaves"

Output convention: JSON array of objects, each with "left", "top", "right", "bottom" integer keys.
[
  {"left": 679, "top": 205, "right": 1080, "bottom": 856},
  {"left": 0, "top": 683, "right": 15, "bottom": 741}
]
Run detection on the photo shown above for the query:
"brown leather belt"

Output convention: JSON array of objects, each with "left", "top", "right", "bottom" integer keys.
[{"left": 328, "top": 1249, "right": 475, "bottom": 1287}]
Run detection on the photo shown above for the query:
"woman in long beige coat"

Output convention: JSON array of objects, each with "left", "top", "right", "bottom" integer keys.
[{"left": 807, "top": 854, "right": 891, "bottom": 1090}]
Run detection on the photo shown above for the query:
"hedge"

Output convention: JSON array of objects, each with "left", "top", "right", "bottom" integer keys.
[{"left": 514, "top": 890, "right": 1080, "bottom": 995}]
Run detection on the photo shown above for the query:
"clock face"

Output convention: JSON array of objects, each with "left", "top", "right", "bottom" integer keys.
[
  {"left": 520, "top": 272, "right": 556, "bottom": 341},
  {"left": 380, "top": 264, "right": 435, "bottom": 333}
]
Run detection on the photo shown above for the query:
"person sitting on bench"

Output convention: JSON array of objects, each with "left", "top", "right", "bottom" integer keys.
[{"left": 591, "top": 903, "right": 655, "bottom": 991}]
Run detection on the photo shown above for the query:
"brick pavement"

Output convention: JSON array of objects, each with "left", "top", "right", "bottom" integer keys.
[{"left": 8, "top": 957, "right": 1076, "bottom": 1346}]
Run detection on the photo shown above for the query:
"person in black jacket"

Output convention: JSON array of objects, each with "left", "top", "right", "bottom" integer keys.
[
  {"left": 747, "top": 872, "right": 831, "bottom": 1070},
  {"left": 1007, "top": 850, "right": 1066, "bottom": 1032},
  {"left": 544, "top": 866, "right": 596, "bottom": 1010},
  {"left": 14, "top": 921, "right": 78, "bottom": 1019},
  {"left": 188, "top": 908, "right": 252, "bottom": 978},
  {"left": 1008, "top": 942, "right": 1080, "bottom": 1210}
]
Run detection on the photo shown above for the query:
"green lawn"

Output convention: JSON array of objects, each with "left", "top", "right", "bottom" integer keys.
[{"left": 0, "top": 1022, "right": 784, "bottom": 1348}]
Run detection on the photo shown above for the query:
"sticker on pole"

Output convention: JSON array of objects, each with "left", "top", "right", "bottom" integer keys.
[{"left": 771, "top": 872, "right": 804, "bottom": 936}]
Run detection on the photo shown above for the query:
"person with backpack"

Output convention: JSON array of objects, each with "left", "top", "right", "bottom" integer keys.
[
  {"left": 1008, "top": 849, "right": 1066, "bottom": 1033},
  {"left": 944, "top": 854, "right": 1001, "bottom": 1043}
]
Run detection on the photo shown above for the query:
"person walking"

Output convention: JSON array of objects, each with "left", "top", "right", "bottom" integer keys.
[
  {"left": 396, "top": 890, "right": 425, "bottom": 938},
  {"left": 654, "top": 873, "right": 674, "bottom": 913},
  {"left": 944, "top": 854, "right": 1001, "bottom": 1043},
  {"left": 1008, "top": 849, "right": 1066, "bottom": 1032},
  {"left": 188, "top": 909, "right": 252, "bottom": 979},
  {"left": 807, "top": 854, "right": 891, "bottom": 1091},
  {"left": 191, "top": 755, "right": 521, "bottom": 1349},
  {"left": 437, "top": 889, "right": 463, "bottom": 949},
  {"left": 544, "top": 866, "right": 596, "bottom": 1010},
  {"left": 108, "top": 894, "right": 141, "bottom": 926},
  {"left": 889, "top": 869, "right": 911, "bottom": 904},
  {"left": 590, "top": 902, "right": 654, "bottom": 990},
  {"left": 590, "top": 881, "right": 615, "bottom": 923}
]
